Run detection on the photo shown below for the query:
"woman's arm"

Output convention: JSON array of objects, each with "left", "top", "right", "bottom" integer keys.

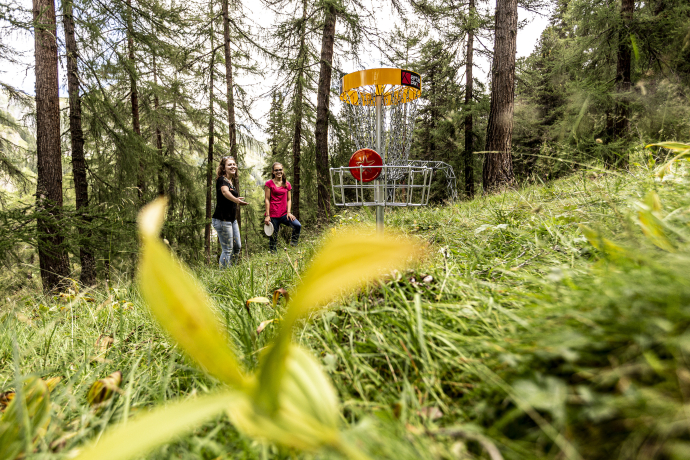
[
  {"left": 220, "top": 185, "right": 247, "bottom": 205},
  {"left": 264, "top": 186, "right": 271, "bottom": 224},
  {"left": 286, "top": 190, "right": 295, "bottom": 221}
]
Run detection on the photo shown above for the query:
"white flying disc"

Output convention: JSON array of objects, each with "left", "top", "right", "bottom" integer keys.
[{"left": 264, "top": 221, "right": 274, "bottom": 237}]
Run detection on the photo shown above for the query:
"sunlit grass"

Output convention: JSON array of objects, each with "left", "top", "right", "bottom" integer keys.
[{"left": 2, "top": 157, "right": 690, "bottom": 459}]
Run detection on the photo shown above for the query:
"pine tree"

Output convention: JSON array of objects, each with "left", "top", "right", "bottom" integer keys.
[
  {"left": 315, "top": 1, "right": 337, "bottom": 224},
  {"left": 607, "top": 0, "right": 634, "bottom": 168},
  {"left": 33, "top": 0, "right": 69, "bottom": 292},
  {"left": 483, "top": 0, "right": 517, "bottom": 191},
  {"left": 205, "top": 12, "right": 217, "bottom": 265},
  {"left": 463, "top": 0, "right": 477, "bottom": 198},
  {"left": 63, "top": 0, "right": 96, "bottom": 285}
]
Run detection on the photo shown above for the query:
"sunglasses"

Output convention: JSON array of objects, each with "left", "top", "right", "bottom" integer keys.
[{"left": 274, "top": 169, "right": 283, "bottom": 172}]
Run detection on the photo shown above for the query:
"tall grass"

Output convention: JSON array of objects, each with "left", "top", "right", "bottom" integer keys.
[{"left": 1, "top": 155, "right": 689, "bottom": 459}]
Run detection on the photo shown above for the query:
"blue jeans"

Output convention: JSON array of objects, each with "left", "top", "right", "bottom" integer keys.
[
  {"left": 212, "top": 218, "right": 241, "bottom": 268},
  {"left": 269, "top": 215, "right": 301, "bottom": 252}
]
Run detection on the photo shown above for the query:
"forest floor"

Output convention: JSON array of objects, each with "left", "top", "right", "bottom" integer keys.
[{"left": 2, "top": 156, "right": 690, "bottom": 460}]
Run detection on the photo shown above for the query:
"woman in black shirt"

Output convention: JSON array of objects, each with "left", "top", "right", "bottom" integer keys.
[{"left": 211, "top": 156, "right": 247, "bottom": 267}]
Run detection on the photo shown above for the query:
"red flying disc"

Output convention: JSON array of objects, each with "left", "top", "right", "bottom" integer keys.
[{"left": 348, "top": 148, "right": 383, "bottom": 182}]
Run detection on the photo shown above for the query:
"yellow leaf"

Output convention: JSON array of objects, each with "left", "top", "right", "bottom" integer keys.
[
  {"left": 644, "top": 190, "right": 662, "bottom": 213},
  {"left": 73, "top": 391, "right": 239, "bottom": 460},
  {"left": 647, "top": 142, "right": 690, "bottom": 178},
  {"left": 637, "top": 192, "right": 676, "bottom": 252},
  {"left": 96, "top": 335, "right": 115, "bottom": 354},
  {"left": 645, "top": 141, "right": 690, "bottom": 152},
  {"left": 255, "top": 228, "right": 423, "bottom": 414},
  {"left": 228, "top": 345, "right": 340, "bottom": 451},
  {"left": 0, "top": 391, "right": 15, "bottom": 412},
  {"left": 257, "top": 319, "right": 274, "bottom": 334},
  {"left": 0, "top": 377, "right": 52, "bottom": 460},
  {"left": 580, "top": 225, "right": 630, "bottom": 259},
  {"left": 272, "top": 288, "right": 289, "bottom": 308},
  {"left": 245, "top": 297, "right": 270, "bottom": 315},
  {"left": 87, "top": 371, "right": 122, "bottom": 407},
  {"left": 137, "top": 198, "right": 247, "bottom": 389},
  {"left": 45, "top": 377, "right": 61, "bottom": 392}
]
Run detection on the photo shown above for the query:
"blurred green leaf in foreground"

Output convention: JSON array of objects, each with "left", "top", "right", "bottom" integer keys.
[{"left": 73, "top": 197, "right": 424, "bottom": 460}]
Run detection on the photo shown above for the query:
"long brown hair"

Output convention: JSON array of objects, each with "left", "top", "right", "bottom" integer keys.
[
  {"left": 216, "top": 156, "right": 238, "bottom": 186},
  {"left": 270, "top": 162, "right": 288, "bottom": 188}
]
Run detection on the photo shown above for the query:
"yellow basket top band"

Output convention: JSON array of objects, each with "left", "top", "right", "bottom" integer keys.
[{"left": 340, "top": 68, "right": 422, "bottom": 106}]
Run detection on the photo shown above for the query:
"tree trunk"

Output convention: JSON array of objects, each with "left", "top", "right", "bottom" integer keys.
[
  {"left": 153, "top": 53, "right": 164, "bottom": 195},
  {"left": 33, "top": 0, "right": 69, "bottom": 292},
  {"left": 205, "top": 51, "right": 215, "bottom": 265},
  {"left": 315, "top": 6, "right": 337, "bottom": 224},
  {"left": 291, "top": 0, "right": 308, "bottom": 221},
  {"left": 167, "top": 74, "right": 177, "bottom": 228},
  {"left": 609, "top": 0, "right": 634, "bottom": 168},
  {"left": 63, "top": 0, "right": 96, "bottom": 286},
  {"left": 222, "top": 0, "right": 240, "bottom": 229},
  {"left": 463, "top": 0, "right": 476, "bottom": 198},
  {"left": 483, "top": 0, "right": 517, "bottom": 192},
  {"left": 126, "top": 0, "right": 144, "bottom": 199}
]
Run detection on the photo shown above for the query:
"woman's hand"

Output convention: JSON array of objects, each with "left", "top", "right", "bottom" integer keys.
[
  {"left": 236, "top": 197, "right": 249, "bottom": 206},
  {"left": 264, "top": 216, "right": 271, "bottom": 225},
  {"left": 286, "top": 212, "right": 295, "bottom": 221}
]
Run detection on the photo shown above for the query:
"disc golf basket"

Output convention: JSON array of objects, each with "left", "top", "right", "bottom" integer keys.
[{"left": 330, "top": 68, "right": 457, "bottom": 232}]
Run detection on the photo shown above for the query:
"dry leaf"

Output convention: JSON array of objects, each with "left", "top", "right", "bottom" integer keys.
[
  {"left": 87, "top": 371, "right": 122, "bottom": 407},
  {"left": 0, "top": 391, "right": 15, "bottom": 412},
  {"left": 50, "top": 431, "right": 78, "bottom": 452},
  {"left": 418, "top": 406, "right": 443, "bottom": 420},
  {"left": 257, "top": 319, "right": 275, "bottom": 335},
  {"left": 96, "top": 335, "right": 115, "bottom": 354},
  {"left": 245, "top": 297, "right": 271, "bottom": 315},
  {"left": 272, "top": 288, "right": 289, "bottom": 308},
  {"left": 45, "top": 377, "right": 61, "bottom": 392}
]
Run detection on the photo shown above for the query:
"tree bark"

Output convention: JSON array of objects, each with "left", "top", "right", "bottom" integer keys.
[
  {"left": 167, "top": 74, "right": 177, "bottom": 227},
  {"left": 315, "top": 5, "right": 337, "bottom": 224},
  {"left": 463, "top": 0, "right": 476, "bottom": 198},
  {"left": 609, "top": 0, "right": 634, "bottom": 168},
  {"left": 126, "top": 0, "right": 144, "bottom": 200},
  {"left": 483, "top": 0, "right": 517, "bottom": 192},
  {"left": 222, "top": 0, "right": 240, "bottom": 229},
  {"left": 291, "top": 0, "right": 308, "bottom": 221},
  {"left": 205, "top": 51, "right": 215, "bottom": 265},
  {"left": 33, "top": 0, "right": 70, "bottom": 292},
  {"left": 63, "top": 0, "right": 96, "bottom": 285},
  {"left": 153, "top": 53, "right": 164, "bottom": 195}
]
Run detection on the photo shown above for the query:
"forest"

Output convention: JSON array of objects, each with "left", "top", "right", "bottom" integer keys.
[{"left": 1, "top": 0, "right": 690, "bottom": 458}]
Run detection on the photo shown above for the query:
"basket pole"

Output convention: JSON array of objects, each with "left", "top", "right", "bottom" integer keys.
[{"left": 375, "top": 93, "right": 384, "bottom": 234}]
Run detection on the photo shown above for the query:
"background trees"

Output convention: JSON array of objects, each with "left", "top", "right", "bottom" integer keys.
[{"left": 0, "top": 0, "right": 688, "bottom": 290}]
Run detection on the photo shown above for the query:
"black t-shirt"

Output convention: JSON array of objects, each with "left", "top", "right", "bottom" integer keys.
[{"left": 212, "top": 177, "right": 238, "bottom": 221}]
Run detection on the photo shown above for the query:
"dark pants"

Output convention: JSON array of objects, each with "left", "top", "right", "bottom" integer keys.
[{"left": 269, "top": 215, "right": 301, "bottom": 252}]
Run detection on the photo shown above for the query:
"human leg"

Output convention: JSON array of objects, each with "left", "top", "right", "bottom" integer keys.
[
  {"left": 269, "top": 217, "right": 281, "bottom": 253},
  {"left": 288, "top": 218, "right": 301, "bottom": 246},
  {"left": 231, "top": 220, "right": 242, "bottom": 264},
  {"left": 212, "top": 218, "right": 233, "bottom": 268}
]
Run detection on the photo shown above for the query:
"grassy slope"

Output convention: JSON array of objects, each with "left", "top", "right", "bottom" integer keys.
[{"left": 1, "top": 162, "right": 690, "bottom": 459}]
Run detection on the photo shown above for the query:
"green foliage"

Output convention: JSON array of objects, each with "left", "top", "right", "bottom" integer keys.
[
  {"left": 514, "top": 0, "right": 690, "bottom": 178},
  {"left": 2, "top": 154, "right": 690, "bottom": 458}
]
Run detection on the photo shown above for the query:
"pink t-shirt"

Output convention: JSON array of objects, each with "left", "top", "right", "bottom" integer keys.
[{"left": 266, "top": 180, "right": 292, "bottom": 218}]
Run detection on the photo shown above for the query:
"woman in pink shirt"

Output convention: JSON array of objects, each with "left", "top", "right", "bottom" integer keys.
[{"left": 264, "top": 162, "right": 301, "bottom": 253}]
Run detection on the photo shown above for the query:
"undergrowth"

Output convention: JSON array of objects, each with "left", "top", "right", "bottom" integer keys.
[{"left": 1, "top": 158, "right": 690, "bottom": 459}]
